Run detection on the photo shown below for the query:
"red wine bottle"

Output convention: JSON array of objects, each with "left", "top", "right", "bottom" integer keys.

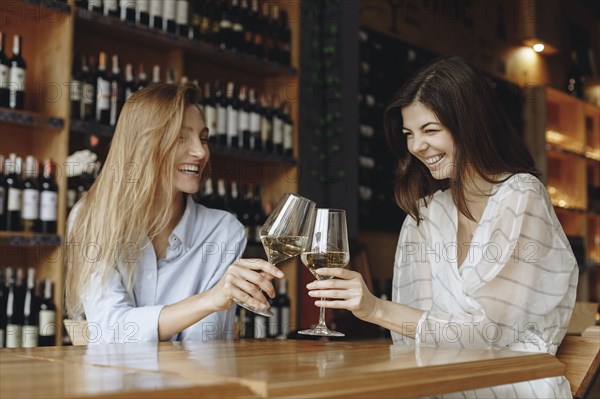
[
  {"left": 9, "top": 34, "right": 26, "bottom": 110},
  {"left": 5, "top": 155, "right": 22, "bottom": 232},
  {"left": 39, "top": 159, "right": 58, "bottom": 234},
  {"left": 37, "top": 279, "right": 56, "bottom": 347},
  {"left": 21, "top": 155, "right": 40, "bottom": 233},
  {"left": 95, "top": 51, "right": 110, "bottom": 124},
  {"left": 21, "top": 268, "right": 38, "bottom": 348},
  {"left": 0, "top": 32, "right": 11, "bottom": 107}
]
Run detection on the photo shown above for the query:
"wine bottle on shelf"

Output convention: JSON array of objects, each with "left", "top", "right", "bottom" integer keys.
[
  {"left": 163, "top": 0, "right": 177, "bottom": 34},
  {"left": 104, "top": 0, "right": 119, "bottom": 18},
  {"left": 21, "top": 155, "right": 40, "bottom": 233},
  {"left": 5, "top": 155, "right": 23, "bottom": 232},
  {"left": 120, "top": 0, "right": 136, "bottom": 23},
  {"left": 275, "top": 278, "right": 290, "bottom": 338},
  {"left": 243, "top": 304, "right": 255, "bottom": 338},
  {"left": 201, "top": 82, "right": 217, "bottom": 143},
  {"left": 88, "top": 0, "right": 102, "bottom": 14},
  {"left": 282, "top": 102, "right": 293, "bottom": 157},
  {"left": 80, "top": 54, "right": 95, "bottom": 121},
  {"left": 39, "top": 159, "right": 58, "bottom": 234},
  {"left": 137, "top": 0, "right": 150, "bottom": 26},
  {"left": 0, "top": 154, "right": 7, "bottom": 231},
  {"left": 136, "top": 64, "right": 148, "bottom": 91},
  {"left": 272, "top": 95, "right": 284, "bottom": 155},
  {"left": 215, "top": 178, "right": 229, "bottom": 211},
  {"left": 250, "top": 0, "right": 262, "bottom": 58},
  {"left": 248, "top": 87, "right": 261, "bottom": 151},
  {"left": 0, "top": 270, "right": 5, "bottom": 348},
  {"left": 241, "top": 0, "right": 254, "bottom": 53},
  {"left": 21, "top": 268, "right": 38, "bottom": 348},
  {"left": 37, "top": 279, "right": 56, "bottom": 347},
  {"left": 9, "top": 34, "right": 26, "bottom": 110},
  {"left": 70, "top": 55, "right": 82, "bottom": 120},
  {"left": 149, "top": 0, "right": 164, "bottom": 30},
  {"left": 95, "top": 51, "right": 110, "bottom": 124},
  {"left": 200, "top": 177, "right": 217, "bottom": 209},
  {"left": 123, "top": 63, "right": 135, "bottom": 102},
  {"left": 279, "top": 9, "right": 291, "bottom": 66},
  {"left": 215, "top": 81, "right": 228, "bottom": 146},
  {"left": 251, "top": 185, "right": 266, "bottom": 245},
  {"left": 151, "top": 64, "right": 161, "bottom": 85},
  {"left": 229, "top": 181, "right": 241, "bottom": 219},
  {"left": 0, "top": 32, "right": 9, "bottom": 108},
  {"left": 261, "top": 2, "right": 273, "bottom": 61},
  {"left": 254, "top": 311, "right": 267, "bottom": 339},
  {"left": 166, "top": 69, "right": 176, "bottom": 84},
  {"left": 237, "top": 85, "right": 250, "bottom": 149},
  {"left": 176, "top": 0, "right": 189, "bottom": 37},
  {"left": 67, "top": 174, "right": 77, "bottom": 215},
  {"left": 109, "top": 54, "right": 123, "bottom": 127},
  {"left": 259, "top": 92, "right": 273, "bottom": 153},
  {"left": 240, "top": 184, "right": 253, "bottom": 241},
  {"left": 5, "top": 268, "right": 22, "bottom": 348},
  {"left": 270, "top": 3, "right": 281, "bottom": 63},
  {"left": 225, "top": 81, "right": 239, "bottom": 147},
  {"left": 230, "top": 0, "right": 244, "bottom": 52},
  {"left": 199, "top": 1, "right": 213, "bottom": 42}
]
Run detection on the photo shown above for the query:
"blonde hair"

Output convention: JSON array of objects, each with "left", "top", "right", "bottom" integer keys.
[{"left": 65, "top": 83, "right": 203, "bottom": 319}]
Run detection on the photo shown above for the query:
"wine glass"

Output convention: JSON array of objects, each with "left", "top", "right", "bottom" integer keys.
[
  {"left": 299, "top": 209, "right": 350, "bottom": 337},
  {"left": 236, "top": 192, "right": 316, "bottom": 318}
]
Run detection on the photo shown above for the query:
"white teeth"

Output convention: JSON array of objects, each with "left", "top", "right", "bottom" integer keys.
[
  {"left": 178, "top": 164, "right": 199, "bottom": 174},
  {"left": 425, "top": 154, "right": 444, "bottom": 165}
]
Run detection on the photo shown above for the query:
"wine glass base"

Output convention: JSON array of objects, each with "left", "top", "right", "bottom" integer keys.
[
  {"left": 298, "top": 327, "right": 345, "bottom": 337},
  {"left": 235, "top": 301, "right": 274, "bottom": 318}
]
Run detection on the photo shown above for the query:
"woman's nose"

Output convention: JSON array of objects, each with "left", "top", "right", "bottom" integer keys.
[
  {"left": 188, "top": 137, "right": 207, "bottom": 159},
  {"left": 411, "top": 134, "right": 428, "bottom": 153}
]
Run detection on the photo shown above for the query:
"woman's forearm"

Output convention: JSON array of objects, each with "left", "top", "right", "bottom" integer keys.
[
  {"left": 363, "top": 298, "right": 424, "bottom": 339},
  {"left": 157, "top": 292, "right": 215, "bottom": 341}
]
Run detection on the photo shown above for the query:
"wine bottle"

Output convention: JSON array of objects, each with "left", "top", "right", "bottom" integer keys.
[
  {"left": 104, "top": 0, "right": 119, "bottom": 18},
  {"left": 241, "top": 0, "right": 254, "bottom": 54},
  {"left": 225, "top": 81, "right": 239, "bottom": 147},
  {"left": 201, "top": 82, "right": 217, "bottom": 143},
  {"left": 80, "top": 54, "right": 95, "bottom": 121},
  {"left": 218, "top": 0, "right": 233, "bottom": 50},
  {"left": 250, "top": 0, "right": 263, "bottom": 58},
  {"left": 21, "top": 268, "right": 38, "bottom": 348},
  {"left": 150, "top": 0, "right": 163, "bottom": 30},
  {"left": 39, "top": 159, "right": 58, "bottom": 234},
  {"left": 251, "top": 185, "right": 266, "bottom": 245},
  {"left": 123, "top": 63, "right": 135, "bottom": 102},
  {"left": 0, "top": 270, "right": 5, "bottom": 348},
  {"left": 199, "top": 1, "right": 213, "bottom": 42},
  {"left": 70, "top": 55, "right": 82, "bottom": 120},
  {"left": 230, "top": 0, "right": 244, "bottom": 52},
  {"left": 166, "top": 69, "right": 176, "bottom": 84},
  {"left": 163, "top": 0, "right": 177, "bottom": 34},
  {"left": 0, "top": 154, "right": 7, "bottom": 231},
  {"left": 4, "top": 268, "right": 21, "bottom": 348},
  {"left": 0, "top": 32, "right": 9, "bottom": 107},
  {"left": 67, "top": 174, "right": 77, "bottom": 215},
  {"left": 9, "top": 34, "right": 26, "bottom": 110},
  {"left": 136, "top": 63, "right": 148, "bottom": 91},
  {"left": 200, "top": 177, "right": 217, "bottom": 209},
  {"left": 248, "top": 87, "right": 261, "bottom": 151},
  {"left": 95, "top": 51, "right": 110, "bottom": 124},
  {"left": 275, "top": 278, "right": 290, "bottom": 338},
  {"left": 176, "top": 0, "right": 189, "bottom": 37},
  {"left": 209, "top": 1, "right": 222, "bottom": 45},
  {"left": 261, "top": 3, "right": 273, "bottom": 61},
  {"left": 215, "top": 81, "right": 228, "bottom": 146},
  {"left": 240, "top": 184, "right": 252, "bottom": 241},
  {"left": 109, "top": 54, "right": 123, "bottom": 127},
  {"left": 270, "top": 3, "right": 281, "bottom": 63},
  {"left": 88, "top": 0, "right": 102, "bottom": 13},
  {"left": 120, "top": 0, "right": 136, "bottom": 23},
  {"left": 151, "top": 64, "right": 161, "bottom": 85},
  {"left": 243, "top": 304, "right": 255, "bottom": 338},
  {"left": 282, "top": 102, "right": 293, "bottom": 157},
  {"left": 279, "top": 9, "right": 291, "bottom": 66},
  {"left": 237, "top": 85, "right": 250, "bottom": 149},
  {"left": 259, "top": 92, "right": 273, "bottom": 153},
  {"left": 137, "top": 0, "right": 150, "bottom": 26},
  {"left": 215, "top": 178, "right": 229, "bottom": 211},
  {"left": 37, "top": 279, "right": 56, "bottom": 347},
  {"left": 229, "top": 181, "right": 241, "bottom": 219},
  {"left": 254, "top": 312, "right": 267, "bottom": 339},
  {"left": 5, "top": 155, "right": 22, "bottom": 232},
  {"left": 272, "top": 95, "right": 284, "bottom": 155},
  {"left": 21, "top": 155, "right": 40, "bottom": 233}
]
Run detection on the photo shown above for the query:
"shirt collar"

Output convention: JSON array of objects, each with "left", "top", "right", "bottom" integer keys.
[{"left": 170, "top": 195, "right": 196, "bottom": 251}]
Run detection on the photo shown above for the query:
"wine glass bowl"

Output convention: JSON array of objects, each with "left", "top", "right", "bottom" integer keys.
[{"left": 299, "top": 209, "right": 350, "bottom": 337}]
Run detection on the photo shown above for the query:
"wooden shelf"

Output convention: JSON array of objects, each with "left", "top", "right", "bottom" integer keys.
[
  {"left": 0, "top": 107, "right": 65, "bottom": 130},
  {"left": 75, "top": 8, "right": 297, "bottom": 78},
  {"left": 70, "top": 119, "right": 115, "bottom": 138},
  {"left": 0, "top": 231, "right": 61, "bottom": 247},
  {"left": 23, "top": 0, "right": 71, "bottom": 13}
]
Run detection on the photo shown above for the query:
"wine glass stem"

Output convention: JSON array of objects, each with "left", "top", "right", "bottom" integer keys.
[{"left": 317, "top": 298, "right": 328, "bottom": 329}]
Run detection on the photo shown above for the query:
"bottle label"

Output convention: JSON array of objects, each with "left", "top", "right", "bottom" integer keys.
[
  {"left": 220, "top": 19, "right": 232, "bottom": 29},
  {"left": 283, "top": 123, "right": 293, "bottom": 151},
  {"left": 97, "top": 78, "right": 110, "bottom": 110},
  {"left": 82, "top": 82, "right": 94, "bottom": 105},
  {"left": 150, "top": 0, "right": 162, "bottom": 16},
  {"left": 273, "top": 117, "right": 283, "bottom": 145},
  {"left": 39, "top": 310, "right": 56, "bottom": 336},
  {"left": 280, "top": 307, "right": 290, "bottom": 338},
  {"left": 67, "top": 189, "right": 77, "bottom": 209},
  {"left": 9, "top": 66, "right": 26, "bottom": 91},
  {"left": 137, "top": 0, "right": 149, "bottom": 13},
  {"left": 260, "top": 117, "right": 272, "bottom": 142},
  {"left": 40, "top": 191, "right": 58, "bottom": 222},
  {"left": 21, "top": 189, "right": 40, "bottom": 220},
  {"left": 89, "top": 0, "right": 102, "bottom": 8},
  {"left": 254, "top": 315, "right": 267, "bottom": 338},
  {"left": 0, "top": 64, "right": 8, "bottom": 89},
  {"left": 269, "top": 313, "right": 279, "bottom": 337},
  {"left": 21, "top": 325, "right": 39, "bottom": 348},
  {"left": 238, "top": 110, "right": 249, "bottom": 133},
  {"left": 71, "top": 79, "right": 81, "bottom": 101},
  {"left": 226, "top": 106, "right": 238, "bottom": 140},
  {"left": 204, "top": 105, "right": 216, "bottom": 137},
  {"left": 249, "top": 112, "right": 260, "bottom": 133},
  {"left": 7, "top": 188, "right": 22, "bottom": 212},
  {"left": 176, "top": 0, "right": 188, "bottom": 25},
  {"left": 5, "top": 324, "right": 22, "bottom": 348},
  {"left": 163, "top": 0, "right": 176, "bottom": 20},
  {"left": 216, "top": 106, "right": 227, "bottom": 136},
  {"left": 0, "top": 186, "right": 5, "bottom": 215}
]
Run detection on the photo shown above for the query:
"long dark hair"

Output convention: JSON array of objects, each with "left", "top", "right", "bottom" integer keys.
[{"left": 384, "top": 56, "right": 540, "bottom": 223}]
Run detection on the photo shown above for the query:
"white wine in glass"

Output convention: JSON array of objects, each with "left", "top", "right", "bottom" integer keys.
[
  {"left": 299, "top": 208, "right": 349, "bottom": 337},
  {"left": 236, "top": 193, "right": 315, "bottom": 318}
]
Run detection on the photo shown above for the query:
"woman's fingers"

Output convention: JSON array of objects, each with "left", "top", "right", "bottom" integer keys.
[
  {"left": 235, "top": 258, "right": 284, "bottom": 279},
  {"left": 313, "top": 267, "right": 357, "bottom": 280},
  {"left": 307, "top": 289, "right": 352, "bottom": 299},
  {"left": 235, "top": 267, "right": 276, "bottom": 298},
  {"left": 225, "top": 273, "right": 271, "bottom": 309}
]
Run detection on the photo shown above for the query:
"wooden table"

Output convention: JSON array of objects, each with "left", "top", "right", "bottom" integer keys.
[{"left": 0, "top": 339, "right": 565, "bottom": 398}]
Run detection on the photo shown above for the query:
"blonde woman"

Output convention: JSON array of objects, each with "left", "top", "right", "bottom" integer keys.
[{"left": 65, "top": 84, "right": 282, "bottom": 344}]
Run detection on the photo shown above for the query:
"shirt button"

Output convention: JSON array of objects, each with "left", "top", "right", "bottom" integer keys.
[{"left": 147, "top": 273, "right": 153, "bottom": 280}]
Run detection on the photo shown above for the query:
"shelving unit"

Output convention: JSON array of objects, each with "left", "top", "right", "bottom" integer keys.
[{"left": 2, "top": 0, "right": 302, "bottom": 344}]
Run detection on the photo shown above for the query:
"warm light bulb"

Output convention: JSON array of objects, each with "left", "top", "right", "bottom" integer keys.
[{"left": 533, "top": 43, "right": 545, "bottom": 53}]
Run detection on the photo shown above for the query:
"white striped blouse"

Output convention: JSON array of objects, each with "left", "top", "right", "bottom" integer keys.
[{"left": 391, "top": 173, "right": 578, "bottom": 398}]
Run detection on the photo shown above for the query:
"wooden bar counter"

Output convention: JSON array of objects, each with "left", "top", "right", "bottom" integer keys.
[{"left": 0, "top": 339, "right": 565, "bottom": 398}]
